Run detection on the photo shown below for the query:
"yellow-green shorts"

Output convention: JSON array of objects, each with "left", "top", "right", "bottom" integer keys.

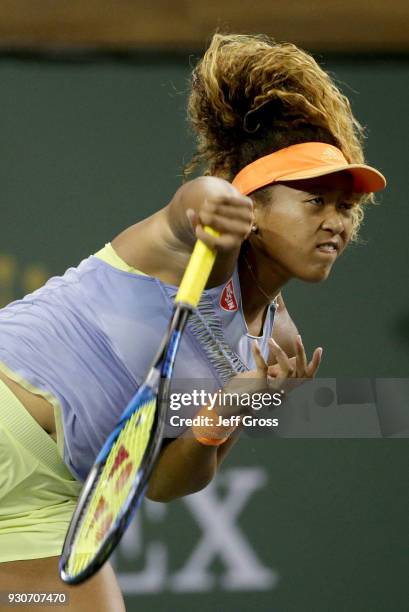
[{"left": 0, "top": 379, "right": 82, "bottom": 562}]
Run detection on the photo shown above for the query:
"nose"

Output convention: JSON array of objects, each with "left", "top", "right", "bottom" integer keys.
[{"left": 320, "top": 207, "right": 345, "bottom": 235}]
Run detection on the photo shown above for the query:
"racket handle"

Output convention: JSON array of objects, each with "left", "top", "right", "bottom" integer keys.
[{"left": 175, "top": 226, "right": 219, "bottom": 308}]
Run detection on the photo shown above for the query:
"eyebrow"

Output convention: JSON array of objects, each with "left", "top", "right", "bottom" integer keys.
[
  {"left": 305, "top": 185, "right": 341, "bottom": 193},
  {"left": 304, "top": 186, "right": 354, "bottom": 198},
  {"left": 303, "top": 188, "right": 359, "bottom": 207}
]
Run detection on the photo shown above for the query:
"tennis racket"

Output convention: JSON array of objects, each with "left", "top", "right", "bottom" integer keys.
[{"left": 59, "top": 227, "right": 219, "bottom": 585}]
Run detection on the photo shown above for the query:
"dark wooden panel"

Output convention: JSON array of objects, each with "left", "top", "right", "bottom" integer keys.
[{"left": 0, "top": 0, "right": 408, "bottom": 52}]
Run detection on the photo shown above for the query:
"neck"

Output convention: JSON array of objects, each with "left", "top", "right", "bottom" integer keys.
[{"left": 238, "top": 242, "right": 288, "bottom": 324}]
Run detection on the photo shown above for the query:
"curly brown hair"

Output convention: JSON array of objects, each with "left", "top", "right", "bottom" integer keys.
[{"left": 185, "top": 33, "right": 371, "bottom": 240}]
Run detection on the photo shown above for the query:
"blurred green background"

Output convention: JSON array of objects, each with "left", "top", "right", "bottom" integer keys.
[{"left": 0, "top": 53, "right": 408, "bottom": 611}]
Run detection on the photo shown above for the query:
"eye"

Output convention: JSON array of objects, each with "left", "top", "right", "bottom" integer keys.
[
  {"left": 338, "top": 202, "right": 354, "bottom": 212},
  {"left": 307, "top": 196, "right": 325, "bottom": 206}
]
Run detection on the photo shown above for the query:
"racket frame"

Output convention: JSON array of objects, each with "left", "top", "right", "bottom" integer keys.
[{"left": 59, "top": 305, "right": 191, "bottom": 584}]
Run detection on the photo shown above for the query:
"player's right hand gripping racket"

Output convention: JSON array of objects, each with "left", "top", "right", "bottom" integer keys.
[{"left": 59, "top": 227, "right": 219, "bottom": 585}]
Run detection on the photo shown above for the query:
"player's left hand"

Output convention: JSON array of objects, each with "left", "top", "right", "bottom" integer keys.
[
  {"left": 266, "top": 335, "right": 322, "bottom": 378},
  {"left": 253, "top": 334, "right": 323, "bottom": 394}
]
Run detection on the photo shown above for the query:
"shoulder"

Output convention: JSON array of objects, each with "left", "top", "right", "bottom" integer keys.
[{"left": 271, "top": 294, "right": 299, "bottom": 358}]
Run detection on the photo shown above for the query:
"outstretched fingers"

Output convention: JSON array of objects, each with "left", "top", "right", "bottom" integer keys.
[
  {"left": 268, "top": 335, "right": 323, "bottom": 380},
  {"left": 295, "top": 334, "right": 308, "bottom": 376},
  {"left": 305, "top": 347, "right": 323, "bottom": 377},
  {"left": 268, "top": 338, "right": 296, "bottom": 377},
  {"left": 251, "top": 339, "right": 268, "bottom": 376}
]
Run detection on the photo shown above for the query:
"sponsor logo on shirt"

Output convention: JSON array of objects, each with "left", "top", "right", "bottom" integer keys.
[{"left": 220, "top": 279, "right": 238, "bottom": 312}]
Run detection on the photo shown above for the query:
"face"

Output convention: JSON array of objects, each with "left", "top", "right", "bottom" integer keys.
[{"left": 251, "top": 172, "right": 356, "bottom": 283}]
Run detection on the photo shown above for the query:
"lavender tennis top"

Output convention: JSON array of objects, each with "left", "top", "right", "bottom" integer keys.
[{"left": 0, "top": 245, "right": 276, "bottom": 480}]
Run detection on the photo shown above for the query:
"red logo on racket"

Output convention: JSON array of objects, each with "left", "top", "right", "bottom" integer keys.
[
  {"left": 108, "top": 445, "right": 129, "bottom": 479},
  {"left": 220, "top": 279, "right": 238, "bottom": 312}
]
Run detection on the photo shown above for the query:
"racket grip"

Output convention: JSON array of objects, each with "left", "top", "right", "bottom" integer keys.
[{"left": 175, "top": 226, "right": 219, "bottom": 308}]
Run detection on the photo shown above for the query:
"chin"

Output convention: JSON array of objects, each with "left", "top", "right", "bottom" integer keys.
[{"left": 298, "top": 266, "right": 333, "bottom": 283}]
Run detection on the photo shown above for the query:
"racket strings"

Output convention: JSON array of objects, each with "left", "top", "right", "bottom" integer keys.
[{"left": 66, "top": 397, "right": 157, "bottom": 576}]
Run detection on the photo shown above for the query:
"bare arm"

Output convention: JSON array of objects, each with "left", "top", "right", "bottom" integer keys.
[
  {"left": 112, "top": 176, "right": 254, "bottom": 289},
  {"left": 146, "top": 332, "right": 322, "bottom": 503},
  {"left": 146, "top": 341, "right": 266, "bottom": 503},
  {"left": 146, "top": 428, "right": 241, "bottom": 503},
  {"left": 145, "top": 434, "right": 219, "bottom": 502}
]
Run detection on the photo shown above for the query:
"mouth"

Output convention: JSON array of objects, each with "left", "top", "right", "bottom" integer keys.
[{"left": 315, "top": 241, "right": 339, "bottom": 258}]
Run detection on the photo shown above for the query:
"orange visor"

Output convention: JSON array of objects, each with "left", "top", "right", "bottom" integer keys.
[{"left": 232, "top": 142, "right": 386, "bottom": 195}]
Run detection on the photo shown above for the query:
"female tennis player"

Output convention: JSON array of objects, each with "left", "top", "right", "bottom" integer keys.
[{"left": 0, "top": 33, "right": 385, "bottom": 610}]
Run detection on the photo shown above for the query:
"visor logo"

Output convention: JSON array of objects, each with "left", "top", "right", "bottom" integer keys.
[
  {"left": 323, "top": 147, "right": 343, "bottom": 161},
  {"left": 220, "top": 279, "right": 238, "bottom": 312}
]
